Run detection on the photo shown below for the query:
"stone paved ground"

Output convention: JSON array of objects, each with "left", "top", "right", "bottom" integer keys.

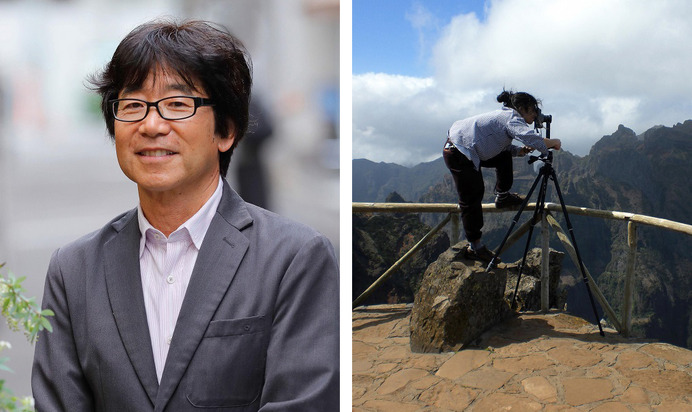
[{"left": 353, "top": 304, "right": 692, "bottom": 411}]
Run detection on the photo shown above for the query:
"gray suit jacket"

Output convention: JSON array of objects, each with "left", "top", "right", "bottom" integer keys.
[{"left": 32, "top": 180, "right": 339, "bottom": 411}]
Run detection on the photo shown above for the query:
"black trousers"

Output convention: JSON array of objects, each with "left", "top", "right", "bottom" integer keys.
[{"left": 443, "top": 142, "right": 513, "bottom": 242}]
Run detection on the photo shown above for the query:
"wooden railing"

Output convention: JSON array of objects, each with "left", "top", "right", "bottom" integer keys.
[{"left": 352, "top": 202, "right": 692, "bottom": 337}]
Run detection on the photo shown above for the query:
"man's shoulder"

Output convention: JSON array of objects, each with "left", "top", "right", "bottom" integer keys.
[
  {"left": 214, "top": 186, "right": 336, "bottom": 263},
  {"left": 56, "top": 208, "right": 137, "bottom": 257},
  {"left": 237, "top": 203, "right": 338, "bottom": 275},
  {"left": 243, "top": 203, "right": 323, "bottom": 241},
  {"left": 236, "top": 203, "right": 337, "bottom": 258}
]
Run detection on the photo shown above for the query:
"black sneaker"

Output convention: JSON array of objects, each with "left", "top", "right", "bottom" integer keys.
[
  {"left": 463, "top": 244, "right": 499, "bottom": 263},
  {"left": 495, "top": 193, "right": 525, "bottom": 209}
]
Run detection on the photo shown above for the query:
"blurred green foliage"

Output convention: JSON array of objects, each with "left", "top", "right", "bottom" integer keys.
[{"left": 0, "top": 263, "right": 53, "bottom": 411}]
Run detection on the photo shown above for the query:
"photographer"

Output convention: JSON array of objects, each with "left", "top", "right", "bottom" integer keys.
[{"left": 443, "top": 90, "right": 562, "bottom": 262}]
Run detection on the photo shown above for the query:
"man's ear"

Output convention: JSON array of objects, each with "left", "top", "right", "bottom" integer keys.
[
  {"left": 216, "top": 124, "right": 236, "bottom": 153},
  {"left": 217, "top": 135, "right": 235, "bottom": 153}
]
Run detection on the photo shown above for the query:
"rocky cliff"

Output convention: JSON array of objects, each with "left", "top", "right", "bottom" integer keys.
[
  {"left": 353, "top": 192, "right": 450, "bottom": 305},
  {"left": 555, "top": 122, "right": 692, "bottom": 348}
]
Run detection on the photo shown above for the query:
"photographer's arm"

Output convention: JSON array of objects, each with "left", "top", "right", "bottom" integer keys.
[{"left": 508, "top": 116, "right": 551, "bottom": 154}]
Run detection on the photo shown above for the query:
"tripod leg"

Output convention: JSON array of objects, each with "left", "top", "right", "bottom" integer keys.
[
  {"left": 550, "top": 170, "right": 605, "bottom": 336},
  {"left": 511, "top": 171, "right": 550, "bottom": 309},
  {"left": 487, "top": 170, "right": 543, "bottom": 271}
]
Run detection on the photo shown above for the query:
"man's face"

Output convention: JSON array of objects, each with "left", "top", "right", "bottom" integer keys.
[{"left": 114, "top": 69, "right": 234, "bottom": 198}]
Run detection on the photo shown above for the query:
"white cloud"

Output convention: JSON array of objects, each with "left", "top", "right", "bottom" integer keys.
[
  {"left": 353, "top": 0, "right": 692, "bottom": 164},
  {"left": 405, "top": 1, "right": 437, "bottom": 63},
  {"left": 352, "top": 73, "right": 489, "bottom": 165},
  {"left": 594, "top": 97, "right": 641, "bottom": 131}
]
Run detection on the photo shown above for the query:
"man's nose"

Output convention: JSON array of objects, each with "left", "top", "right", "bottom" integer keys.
[{"left": 139, "top": 106, "right": 171, "bottom": 136}]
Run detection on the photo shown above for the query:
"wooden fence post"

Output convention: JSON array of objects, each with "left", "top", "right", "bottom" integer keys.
[
  {"left": 622, "top": 221, "right": 637, "bottom": 336},
  {"left": 541, "top": 211, "right": 550, "bottom": 313},
  {"left": 451, "top": 213, "right": 460, "bottom": 245}
]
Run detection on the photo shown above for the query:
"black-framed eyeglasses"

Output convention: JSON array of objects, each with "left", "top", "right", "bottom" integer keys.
[{"left": 109, "top": 96, "right": 214, "bottom": 122}]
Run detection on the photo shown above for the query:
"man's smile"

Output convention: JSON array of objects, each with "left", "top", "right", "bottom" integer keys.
[{"left": 137, "top": 149, "right": 177, "bottom": 157}]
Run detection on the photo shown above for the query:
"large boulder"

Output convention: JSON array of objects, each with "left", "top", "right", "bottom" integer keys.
[
  {"left": 410, "top": 243, "right": 566, "bottom": 353},
  {"left": 410, "top": 242, "right": 511, "bottom": 353},
  {"left": 505, "top": 248, "right": 566, "bottom": 311}
]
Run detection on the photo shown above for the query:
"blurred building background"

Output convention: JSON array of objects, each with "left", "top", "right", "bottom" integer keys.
[{"left": 0, "top": 0, "right": 339, "bottom": 397}]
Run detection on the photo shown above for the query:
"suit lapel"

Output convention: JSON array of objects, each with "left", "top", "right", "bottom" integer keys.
[
  {"left": 103, "top": 210, "right": 159, "bottom": 405},
  {"left": 155, "top": 182, "right": 252, "bottom": 411}
]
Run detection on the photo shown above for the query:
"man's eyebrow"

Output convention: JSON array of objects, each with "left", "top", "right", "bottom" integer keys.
[
  {"left": 166, "top": 83, "right": 196, "bottom": 94},
  {"left": 120, "top": 83, "right": 197, "bottom": 97}
]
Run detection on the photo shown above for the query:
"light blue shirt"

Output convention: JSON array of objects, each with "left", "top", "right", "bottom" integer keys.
[{"left": 447, "top": 107, "right": 549, "bottom": 170}]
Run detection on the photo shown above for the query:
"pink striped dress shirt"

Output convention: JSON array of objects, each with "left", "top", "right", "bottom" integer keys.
[{"left": 137, "top": 178, "right": 223, "bottom": 382}]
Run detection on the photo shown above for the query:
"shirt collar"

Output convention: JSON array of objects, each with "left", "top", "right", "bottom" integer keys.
[{"left": 137, "top": 177, "right": 224, "bottom": 257}]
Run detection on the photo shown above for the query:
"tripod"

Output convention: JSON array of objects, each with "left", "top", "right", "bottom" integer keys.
[{"left": 486, "top": 151, "right": 605, "bottom": 337}]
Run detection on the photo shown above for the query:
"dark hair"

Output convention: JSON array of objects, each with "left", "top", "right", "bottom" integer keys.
[
  {"left": 496, "top": 90, "right": 540, "bottom": 113},
  {"left": 88, "top": 19, "right": 253, "bottom": 176}
]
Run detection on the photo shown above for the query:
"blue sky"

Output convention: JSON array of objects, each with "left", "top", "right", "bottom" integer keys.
[
  {"left": 352, "top": 0, "right": 692, "bottom": 166},
  {"left": 353, "top": 1, "right": 486, "bottom": 77}
]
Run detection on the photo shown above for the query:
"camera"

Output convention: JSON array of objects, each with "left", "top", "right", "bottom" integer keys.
[{"left": 534, "top": 108, "right": 552, "bottom": 129}]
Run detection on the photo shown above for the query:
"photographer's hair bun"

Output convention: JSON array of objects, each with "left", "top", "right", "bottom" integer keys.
[
  {"left": 497, "top": 89, "right": 539, "bottom": 111},
  {"left": 496, "top": 90, "right": 513, "bottom": 105}
]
